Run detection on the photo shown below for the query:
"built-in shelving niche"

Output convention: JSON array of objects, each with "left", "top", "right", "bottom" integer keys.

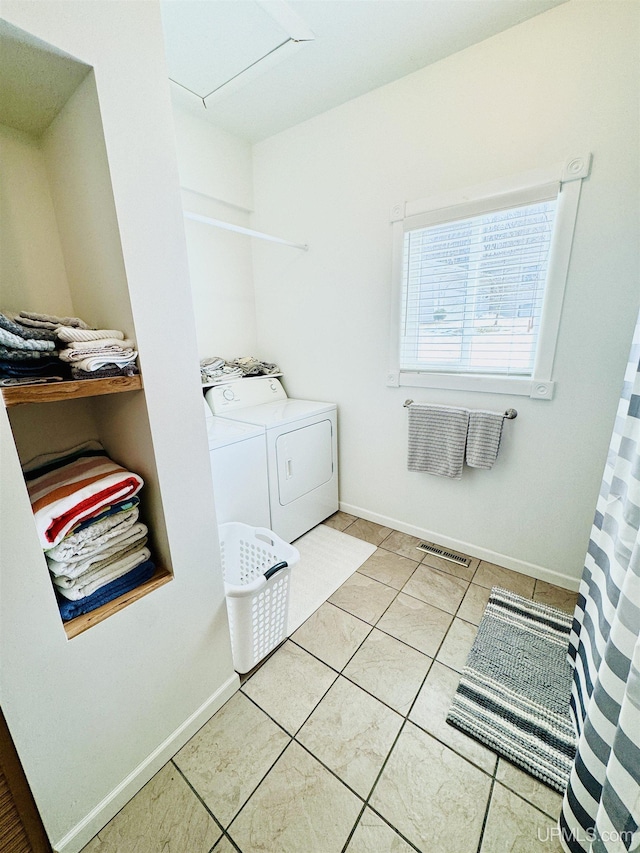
[{"left": 0, "top": 21, "right": 173, "bottom": 638}]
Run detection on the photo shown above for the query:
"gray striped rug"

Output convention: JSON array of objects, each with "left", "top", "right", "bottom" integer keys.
[{"left": 446, "top": 587, "right": 577, "bottom": 792}]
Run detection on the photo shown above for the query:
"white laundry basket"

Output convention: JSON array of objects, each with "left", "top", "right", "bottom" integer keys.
[{"left": 219, "top": 522, "right": 300, "bottom": 673}]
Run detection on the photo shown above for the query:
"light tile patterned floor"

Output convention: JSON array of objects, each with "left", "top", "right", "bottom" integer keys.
[{"left": 81, "top": 513, "right": 578, "bottom": 853}]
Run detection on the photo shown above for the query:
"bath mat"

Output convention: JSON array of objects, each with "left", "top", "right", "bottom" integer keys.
[
  {"left": 288, "top": 524, "right": 376, "bottom": 634},
  {"left": 446, "top": 586, "right": 576, "bottom": 792}
]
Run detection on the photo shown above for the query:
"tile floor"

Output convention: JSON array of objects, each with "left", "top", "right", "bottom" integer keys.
[{"left": 81, "top": 513, "right": 578, "bottom": 853}]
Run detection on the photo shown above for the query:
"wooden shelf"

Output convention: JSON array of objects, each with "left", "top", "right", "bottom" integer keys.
[
  {"left": 63, "top": 567, "right": 173, "bottom": 639},
  {"left": 3, "top": 370, "right": 169, "bottom": 638},
  {"left": 2, "top": 371, "right": 167, "bottom": 639},
  {"left": 2, "top": 375, "right": 142, "bottom": 407}
]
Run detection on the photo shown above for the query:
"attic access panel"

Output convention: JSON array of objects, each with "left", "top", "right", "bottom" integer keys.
[{"left": 161, "top": 0, "right": 311, "bottom": 100}]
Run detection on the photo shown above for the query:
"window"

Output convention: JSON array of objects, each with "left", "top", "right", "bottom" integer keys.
[
  {"left": 388, "top": 156, "right": 591, "bottom": 398},
  {"left": 401, "top": 194, "right": 556, "bottom": 376}
]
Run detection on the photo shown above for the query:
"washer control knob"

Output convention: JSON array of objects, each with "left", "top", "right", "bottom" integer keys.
[{"left": 223, "top": 388, "right": 235, "bottom": 401}]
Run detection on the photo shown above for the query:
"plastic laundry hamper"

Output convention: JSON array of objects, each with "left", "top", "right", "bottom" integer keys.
[{"left": 219, "top": 522, "right": 300, "bottom": 673}]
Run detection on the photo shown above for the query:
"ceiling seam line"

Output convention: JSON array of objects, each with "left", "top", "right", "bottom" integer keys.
[{"left": 200, "top": 38, "right": 293, "bottom": 101}]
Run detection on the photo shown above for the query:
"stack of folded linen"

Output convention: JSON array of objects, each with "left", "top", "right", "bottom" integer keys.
[
  {"left": 0, "top": 311, "right": 70, "bottom": 385},
  {"left": 11, "top": 310, "right": 90, "bottom": 333},
  {"left": 200, "top": 355, "right": 280, "bottom": 385},
  {"left": 227, "top": 355, "right": 280, "bottom": 377},
  {"left": 200, "top": 356, "right": 244, "bottom": 385},
  {"left": 23, "top": 441, "right": 156, "bottom": 621},
  {"left": 56, "top": 326, "right": 138, "bottom": 379}
]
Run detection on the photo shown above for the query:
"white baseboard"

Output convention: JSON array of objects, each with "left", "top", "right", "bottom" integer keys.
[
  {"left": 339, "top": 502, "right": 581, "bottom": 592},
  {"left": 53, "top": 672, "right": 240, "bottom": 853}
]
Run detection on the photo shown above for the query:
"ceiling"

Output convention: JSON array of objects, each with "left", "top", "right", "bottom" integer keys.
[{"left": 160, "top": 0, "right": 567, "bottom": 144}]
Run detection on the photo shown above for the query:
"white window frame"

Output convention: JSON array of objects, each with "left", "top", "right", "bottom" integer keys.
[{"left": 387, "top": 154, "right": 592, "bottom": 399}]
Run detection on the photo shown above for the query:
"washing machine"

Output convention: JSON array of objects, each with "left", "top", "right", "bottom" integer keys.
[
  {"left": 205, "top": 378, "right": 338, "bottom": 543},
  {"left": 203, "top": 398, "right": 271, "bottom": 528}
]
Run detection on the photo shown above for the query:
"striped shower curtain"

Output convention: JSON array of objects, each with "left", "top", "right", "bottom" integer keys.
[{"left": 560, "top": 318, "right": 640, "bottom": 852}]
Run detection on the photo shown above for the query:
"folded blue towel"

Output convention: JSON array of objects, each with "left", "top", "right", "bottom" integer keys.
[
  {"left": 0, "top": 356, "right": 68, "bottom": 376},
  {"left": 56, "top": 559, "right": 156, "bottom": 621}
]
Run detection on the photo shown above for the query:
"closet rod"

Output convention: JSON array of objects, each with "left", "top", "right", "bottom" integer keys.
[
  {"left": 183, "top": 210, "right": 308, "bottom": 251},
  {"left": 180, "top": 185, "right": 252, "bottom": 215}
]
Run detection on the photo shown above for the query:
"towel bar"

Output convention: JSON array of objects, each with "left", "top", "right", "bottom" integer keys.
[{"left": 403, "top": 399, "right": 517, "bottom": 420}]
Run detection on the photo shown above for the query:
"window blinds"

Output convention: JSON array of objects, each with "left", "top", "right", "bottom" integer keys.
[{"left": 400, "top": 194, "right": 558, "bottom": 377}]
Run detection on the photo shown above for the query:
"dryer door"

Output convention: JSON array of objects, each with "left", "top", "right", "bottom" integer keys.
[{"left": 276, "top": 419, "right": 334, "bottom": 505}]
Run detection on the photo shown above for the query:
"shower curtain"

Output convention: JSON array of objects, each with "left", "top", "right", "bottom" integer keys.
[{"left": 560, "top": 317, "right": 640, "bottom": 852}]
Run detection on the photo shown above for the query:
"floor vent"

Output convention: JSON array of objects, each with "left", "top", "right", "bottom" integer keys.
[{"left": 416, "top": 543, "right": 471, "bottom": 567}]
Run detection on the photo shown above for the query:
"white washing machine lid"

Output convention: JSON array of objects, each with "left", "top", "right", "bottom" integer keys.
[
  {"left": 206, "top": 415, "right": 265, "bottom": 449},
  {"left": 219, "top": 398, "right": 336, "bottom": 429}
]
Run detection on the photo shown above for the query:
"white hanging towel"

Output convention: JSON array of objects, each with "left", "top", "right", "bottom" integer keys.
[
  {"left": 407, "top": 405, "right": 469, "bottom": 479},
  {"left": 466, "top": 410, "right": 504, "bottom": 469}
]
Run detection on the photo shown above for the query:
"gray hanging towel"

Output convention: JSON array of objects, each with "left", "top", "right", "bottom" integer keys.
[
  {"left": 407, "top": 404, "right": 469, "bottom": 479},
  {"left": 466, "top": 410, "right": 504, "bottom": 469}
]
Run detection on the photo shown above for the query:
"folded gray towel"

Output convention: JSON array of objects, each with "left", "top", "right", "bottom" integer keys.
[
  {"left": 70, "top": 364, "right": 139, "bottom": 380},
  {"left": 466, "top": 411, "right": 504, "bottom": 469},
  {"left": 0, "top": 345, "right": 59, "bottom": 361},
  {"left": 0, "top": 312, "right": 58, "bottom": 341},
  {"left": 18, "top": 311, "right": 90, "bottom": 329},
  {"left": 0, "top": 325, "right": 56, "bottom": 351},
  {"left": 408, "top": 405, "right": 469, "bottom": 479}
]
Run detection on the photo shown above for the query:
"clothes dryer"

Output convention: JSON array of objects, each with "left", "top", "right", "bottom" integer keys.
[{"left": 205, "top": 378, "right": 338, "bottom": 543}]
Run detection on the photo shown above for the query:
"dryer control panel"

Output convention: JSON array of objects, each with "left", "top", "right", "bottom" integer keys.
[{"left": 206, "top": 376, "right": 287, "bottom": 413}]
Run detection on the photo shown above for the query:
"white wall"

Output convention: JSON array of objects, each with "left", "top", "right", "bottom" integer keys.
[
  {"left": 0, "top": 124, "right": 73, "bottom": 314},
  {"left": 41, "top": 70, "right": 135, "bottom": 335},
  {"left": 250, "top": 1, "right": 640, "bottom": 588},
  {"left": 172, "top": 102, "right": 259, "bottom": 359},
  {"left": 0, "top": 3, "right": 237, "bottom": 851}
]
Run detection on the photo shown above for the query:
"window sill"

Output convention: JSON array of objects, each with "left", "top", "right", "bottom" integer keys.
[{"left": 389, "top": 371, "right": 554, "bottom": 399}]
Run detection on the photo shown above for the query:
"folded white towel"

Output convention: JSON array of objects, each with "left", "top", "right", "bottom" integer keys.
[
  {"left": 53, "top": 546, "right": 151, "bottom": 600},
  {"left": 408, "top": 405, "right": 469, "bottom": 479},
  {"left": 63, "top": 338, "right": 134, "bottom": 351},
  {"left": 51, "top": 538, "right": 149, "bottom": 591},
  {"left": 466, "top": 411, "right": 504, "bottom": 469},
  {"left": 59, "top": 344, "right": 136, "bottom": 362},
  {"left": 59, "top": 352, "right": 138, "bottom": 372},
  {"left": 44, "top": 506, "right": 140, "bottom": 563},
  {"left": 201, "top": 366, "right": 244, "bottom": 385},
  {"left": 200, "top": 356, "right": 224, "bottom": 369},
  {"left": 47, "top": 523, "right": 148, "bottom": 579},
  {"left": 56, "top": 326, "right": 124, "bottom": 343}
]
